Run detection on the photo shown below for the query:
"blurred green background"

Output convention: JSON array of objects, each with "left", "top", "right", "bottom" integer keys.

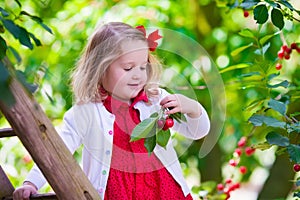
[{"left": 1, "top": 0, "right": 300, "bottom": 199}]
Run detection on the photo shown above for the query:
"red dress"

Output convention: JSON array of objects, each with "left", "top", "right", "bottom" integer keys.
[{"left": 103, "top": 92, "right": 193, "bottom": 200}]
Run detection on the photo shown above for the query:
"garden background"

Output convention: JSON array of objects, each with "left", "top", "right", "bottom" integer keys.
[{"left": 0, "top": 0, "right": 300, "bottom": 199}]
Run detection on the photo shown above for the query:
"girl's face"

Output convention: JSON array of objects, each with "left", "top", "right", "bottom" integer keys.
[{"left": 102, "top": 40, "right": 149, "bottom": 103}]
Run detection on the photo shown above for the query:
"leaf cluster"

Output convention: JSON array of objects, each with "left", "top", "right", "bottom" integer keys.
[
  {"left": 130, "top": 107, "right": 186, "bottom": 155},
  {"left": 0, "top": 0, "right": 52, "bottom": 107}
]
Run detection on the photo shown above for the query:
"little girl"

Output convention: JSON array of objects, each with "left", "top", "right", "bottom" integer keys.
[{"left": 13, "top": 22, "right": 210, "bottom": 200}]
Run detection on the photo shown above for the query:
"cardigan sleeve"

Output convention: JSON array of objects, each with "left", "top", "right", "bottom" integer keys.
[{"left": 172, "top": 104, "right": 210, "bottom": 140}]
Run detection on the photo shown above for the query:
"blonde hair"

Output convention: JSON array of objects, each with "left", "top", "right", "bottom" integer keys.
[{"left": 71, "top": 22, "right": 162, "bottom": 104}]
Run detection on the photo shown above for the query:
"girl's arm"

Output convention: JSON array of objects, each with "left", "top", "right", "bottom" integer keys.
[{"left": 160, "top": 93, "right": 210, "bottom": 140}]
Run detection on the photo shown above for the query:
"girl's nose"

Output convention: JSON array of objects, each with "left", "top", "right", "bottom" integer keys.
[{"left": 132, "top": 74, "right": 139, "bottom": 80}]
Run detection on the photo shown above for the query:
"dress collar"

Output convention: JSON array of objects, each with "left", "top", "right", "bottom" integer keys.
[{"left": 103, "top": 90, "right": 148, "bottom": 113}]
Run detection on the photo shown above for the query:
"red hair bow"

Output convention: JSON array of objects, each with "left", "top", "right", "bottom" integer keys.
[{"left": 136, "top": 25, "right": 162, "bottom": 52}]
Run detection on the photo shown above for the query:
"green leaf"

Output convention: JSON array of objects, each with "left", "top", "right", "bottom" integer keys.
[
  {"left": 130, "top": 116, "right": 158, "bottom": 141},
  {"left": 0, "top": 61, "right": 15, "bottom": 107},
  {"left": 1, "top": 19, "right": 20, "bottom": 39},
  {"left": 249, "top": 114, "right": 265, "bottom": 126},
  {"left": 0, "top": 35, "right": 7, "bottom": 60},
  {"left": 198, "top": 181, "right": 217, "bottom": 192},
  {"left": 263, "top": 116, "right": 286, "bottom": 128},
  {"left": 0, "top": 61, "right": 9, "bottom": 83},
  {"left": 169, "top": 112, "right": 186, "bottom": 123},
  {"left": 18, "top": 27, "right": 33, "bottom": 49},
  {"left": 16, "top": 70, "right": 38, "bottom": 93},
  {"left": 239, "top": 71, "right": 260, "bottom": 77},
  {"left": 268, "top": 99, "right": 286, "bottom": 115},
  {"left": 144, "top": 134, "right": 156, "bottom": 155},
  {"left": 267, "top": 80, "right": 289, "bottom": 88},
  {"left": 259, "top": 32, "right": 280, "bottom": 46},
  {"left": 28, "top": 32, "right": 42, "bottom": 46},
  {"left": 266, "top": 132, "right": 289, "bottom": 147},
  {"left": 14, "top": 0, "right": 22, "bottom": 7},
  {"left": 271, "top": 8, "right": 284, "bottom": 30},
  {"left": 249, "top": 114, "right": 286, "bottom": 128},
  {"left": 265, "top": 0, "right": 278, "bottom": 8},
  {"left": 20, "top": 11, "right": 53, "bottom": 34},
  {"left": 240, "top": 1, "right": 258, "bottom": 9},
  {"left": 0, "top": 7, "right": 9, "bottom": 17},
  {"left": 254, "top": 4, "right": 269, "bottom": 24},
  {"left": 220, "top": 63, "right": 251, "bottom": 73},
  {"left": 287, "top": 144, "right": 300, "bottom": 163},
  {"left": 231, "top": 43, "right": 253, "bottom": 56},
  {"left": 156, "top": 129, "right": 171, "bottom": 148},
  {"left": 287, "top": 122, "right": 300, "bottom": 134},
  {"left": 238, "top": 29, "right": 256, "bottom": 39},
  {"left": 278, "top": 0, "right": 294, "bottom": 11},
  {"left": 267, "top": 73, "right": 280, "bottom": 81},
  {"left": 262, "top": 42, "right": 271, "bottom": 55},
  {"left": 8, "top": 46, "right": 21, "bottom": 63}
]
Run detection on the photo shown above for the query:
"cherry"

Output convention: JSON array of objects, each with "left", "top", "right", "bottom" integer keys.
[
  {"left": 243, "top": 10, "right": 249, "bottom": 18},
  {"left": 225, "top": 179, "right": 232, "bottom": 184},
  {"left": 238, "top": 137, "right": 247, "bottom": 147},
  {"left": 229, "top": 159, "right": 238, "bottom": 167},
  {"left": 284, "top": 54, "right": 290, "bottom": 60},
  {"left": 217, "top": 183, "right": 224, "bottom": 191},
  {"left": 157, "top": 119, "right": 165, "bottom": 129},
  {"left": 291, "top": 42, "right": 298, "bottom": 49},
  {"left": 245, "top": 146, "right": 256, "bottom": 156},
  {"left": 285, "top": 47, "right": 292, "bottom": 54},
  {"left": 277, "top": 50, "right": 284, "bottom": 59},
  {"left": 281, "top": 45, "right": 288, "bottom": 51},
  {"left": 293, "top": 164, "right": 300, "bottom": 172},
  {"left": 275, "top": 63, "right": 282, "bottom": 70},
  {"left": 165, "top": 117, "right": 174, "bottom": 128},
  {"left": 162, "top": 117, "right": 174, "bottom": 130},
  {"left": 234, "top": 148, "right": 242, "bottom": 157},
  {"left": 239, "top": 166, "right": 247, "bottom": 174}
]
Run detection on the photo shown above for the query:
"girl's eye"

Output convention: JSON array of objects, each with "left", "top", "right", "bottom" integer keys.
[{"left": 124, "top": 66, "right": 133, "bottom": 71}]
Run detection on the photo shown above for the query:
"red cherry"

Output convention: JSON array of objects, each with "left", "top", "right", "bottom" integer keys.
[
  {"left": 157, "top": 119, "right": 165, "bottom": 129},
  {"left": 231, "top": 183, "right": 241, "bottom": 190},
  {"left": 284, "top": 54, "right": 290, "bottom": 60},
  {"left": 277, "top": 50, "right": 284, "bottom": 59},
  {"left": 225, "top": 179, "right": 232, "bottom": 184},
  {"left": 245, "top": 146, "right": 256, "bottom": 156},
  {"left": 281, "top": 45, "right": 288, "bottom": 51},
  {"left": 294, "top": 164, "right": 300, "bottom": 172},
  {"left": 217, "top": 183, "right": 224, "bottom": 191},
  {"left": 275, "top": 63, "right": 282, "bottom": 70},
  {"left": 165, "top": 118, "right": 174, "bottom": 128},
  {"left": 243, "top": 10, "right": 249, "bottom": 18},
  {"left": 285, "top": 47, "right": 292, "bottom": 54},
  {"left": 291, "top": 43, "right": 298, "bottom": 49},
  {"left": 229, "top": 159, "right": 238, "bottom": 167},
  {"left": 238, "top": 137, "right": 247, "bottom": 147},
  {"left": 296, "top": 47, "right": 300, "bottom": 53},
  {"left": 239, "top": 166, "right": 247, "bottom": 174},
  {"left": 234, "top": 148, "right": 242, "bottom": 157}
]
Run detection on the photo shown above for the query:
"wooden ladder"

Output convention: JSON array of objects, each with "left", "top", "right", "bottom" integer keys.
[{"left": 0, "top": 128, "right": 57, "bottom": 200}]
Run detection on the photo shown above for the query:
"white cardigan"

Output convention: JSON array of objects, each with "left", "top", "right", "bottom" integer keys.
[{"left": 26, "top": 89, "right": 210, "bottom": 199}]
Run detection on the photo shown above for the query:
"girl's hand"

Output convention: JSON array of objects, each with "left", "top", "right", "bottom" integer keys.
[
  {"left": 13, "top": 182, "right": 37, "bottom": 200},
  {"left": 160, "top": 94, "right": 202, "bottom": 118}
]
